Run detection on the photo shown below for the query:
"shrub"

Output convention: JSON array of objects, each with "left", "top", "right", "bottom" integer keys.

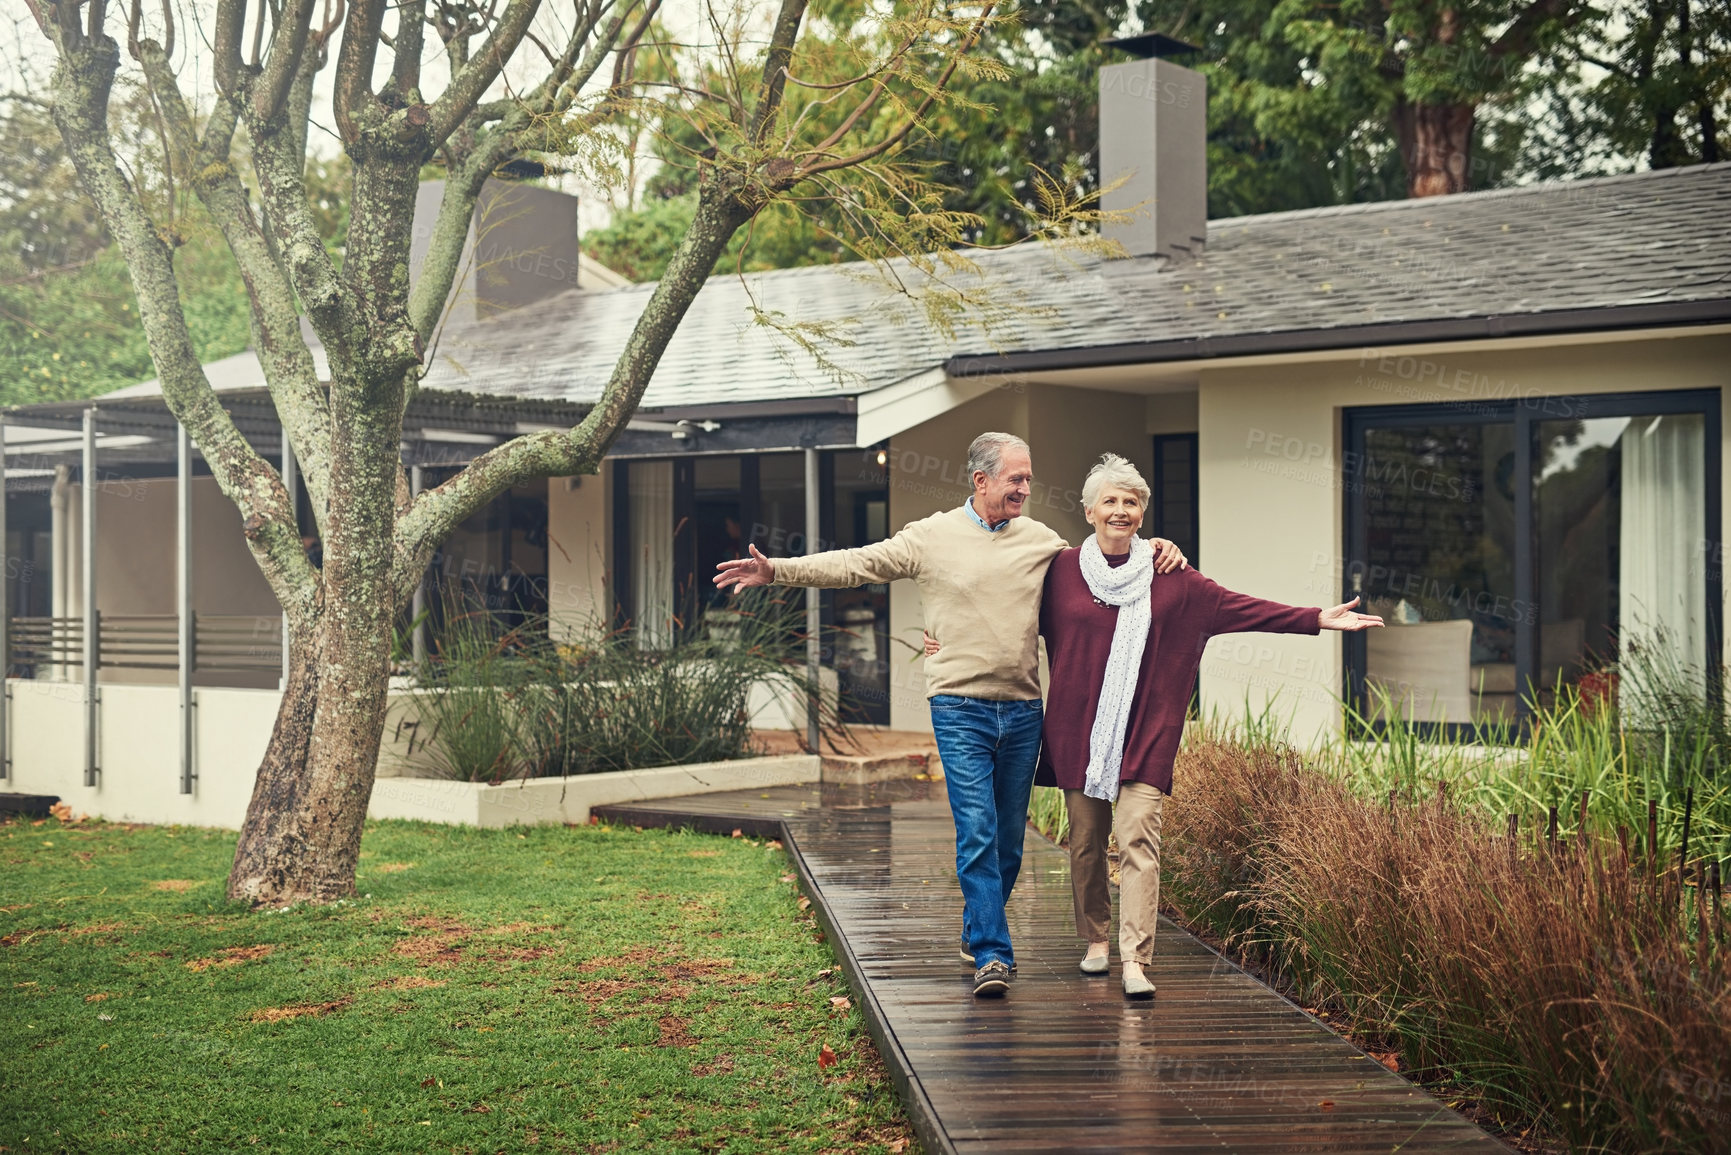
[{"left": 409, "top": 588, "right": 843, "bottom": 782}]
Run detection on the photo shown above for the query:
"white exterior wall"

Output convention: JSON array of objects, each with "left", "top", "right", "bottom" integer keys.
[
  {"left": 1194, "top": 330, "right": 1731, "bottom": 745},
  {"left": 546, "top": 472, "right": 611, "bottom": 643},
  {"left": 59, "top": 475, "right": 281, "bottom": 687}
]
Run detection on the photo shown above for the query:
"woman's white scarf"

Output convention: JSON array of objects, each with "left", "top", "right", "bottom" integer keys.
[{"left": 1079, "top": 535, "right": 1153, "bottom": 802}]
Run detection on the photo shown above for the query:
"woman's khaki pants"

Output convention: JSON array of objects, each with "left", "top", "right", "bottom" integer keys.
[{"left": 1064, "top": 783, "right": 1165, "bottom": 966}]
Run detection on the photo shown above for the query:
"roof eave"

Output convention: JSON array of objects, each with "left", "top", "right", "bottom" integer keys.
[{"left": 944, "top": 298, "right": 1731, "bottom": 378}]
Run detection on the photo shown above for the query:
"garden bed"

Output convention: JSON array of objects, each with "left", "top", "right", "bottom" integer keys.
[{"left": 367, "top": 753, "right": 821, "bottom": 827}]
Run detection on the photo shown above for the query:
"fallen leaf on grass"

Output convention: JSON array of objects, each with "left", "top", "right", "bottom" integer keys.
[
  {"left": 84, "top": 993, "right": 110, "bottom": 1003},
  {"left": 249, "top": 997, "right": 350, "bottom": 1023},
  {"left": 779, "top": 874, "right": 795, "bottom": 883},
  {"left": 766, "top": 840, "right": 783, "bottom": 850},
  {"left": 796, "top": 897, "right": 811, "bottom": 911},
  {"left": 420, "top": 1076, "right": 440, "bottom": 1089},
  {"left": 730, "top": 829, "right": 744, "bottom": 839},
  {"left": 150, "top": 880, "right": 198, "bottom": 893},
  {"left": 1371, "top": 1052, "right": 1400, "bottom": 1072},
  {"left": 829, "top": 996, "right": 851, "bottom": 1012},
  {"left": 49, "top": 802, "right": 83, "bottom": 824},
  {"left": 186, "top": 945, "right": 273, "bottom": 972},
  {"left": 817, "top": 1045, "right": 838, "bottom": 1070}
]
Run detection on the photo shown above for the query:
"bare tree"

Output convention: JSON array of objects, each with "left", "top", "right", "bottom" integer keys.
[{"left": 26, "top": 0, "right": 1005, "bottom": 905}]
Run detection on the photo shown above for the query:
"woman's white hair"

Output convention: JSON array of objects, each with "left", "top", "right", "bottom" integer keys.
[{"left": 1081, "top": 453, "right": 1151, "bottom": 512}]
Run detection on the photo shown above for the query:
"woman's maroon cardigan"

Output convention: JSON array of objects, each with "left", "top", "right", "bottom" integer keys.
[{"left": 1034, "top": 547, "right": 1321, "bottom": 796}]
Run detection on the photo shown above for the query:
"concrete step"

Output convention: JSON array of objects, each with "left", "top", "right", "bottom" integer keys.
[{"left": 820, "top": 750, "right": 941, "bottom": 787}]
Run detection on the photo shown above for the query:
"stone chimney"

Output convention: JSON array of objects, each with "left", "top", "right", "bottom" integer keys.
[
  {"left": 409, "top": 177, "right": 585, "bottom": 321},
  {"left": 1098, "top": 35, "right": 1208, "bottom": 262}
]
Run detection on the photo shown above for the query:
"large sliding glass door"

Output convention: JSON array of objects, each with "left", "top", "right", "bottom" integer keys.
[
  {"left": 613, "top": 449, "right": 893, "bottom": 724},
  {"left": 1344, "top": 391, "right": 1720, "bottom": 733}
]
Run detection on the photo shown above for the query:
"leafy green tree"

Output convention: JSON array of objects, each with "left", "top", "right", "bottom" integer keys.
[
  {"left": 0, "top": 88, "right": 252, "bottom": 403},
  {"left": 1560, "top": 0, "right": 1729, "bottom": 169}
]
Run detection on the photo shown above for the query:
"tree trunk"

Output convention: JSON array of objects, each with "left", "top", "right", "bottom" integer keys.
[
  {"left": 227, "top": 600, "right": 398, "bottom": 905},
  {"left": 1394, "top": 99, "right": 1476, "bottom": 197}
]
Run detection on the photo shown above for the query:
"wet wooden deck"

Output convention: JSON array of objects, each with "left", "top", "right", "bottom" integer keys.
[{"left": 594, "top": 783, "right": 1508, "bottom": 1155}]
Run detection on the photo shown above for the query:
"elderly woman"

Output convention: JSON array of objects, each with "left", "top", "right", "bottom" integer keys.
[
  {"left": 934, "top": 453, "right": 1381, "bottom": 998},
  {"left": 1044, "top": 454, "right": 1382, "bottom": 998}
]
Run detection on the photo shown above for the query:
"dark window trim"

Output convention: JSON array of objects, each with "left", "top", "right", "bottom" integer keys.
[
  {"left": 1151, "top": 432, "right": 1199, "bottom": 571},
  {"left": 1342, "top": 388, "right": 1722, "bottom": 741}
]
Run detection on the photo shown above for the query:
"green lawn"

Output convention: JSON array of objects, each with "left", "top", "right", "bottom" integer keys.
[{"left": 0, "top": 814, "right": 914, "bottom": 1153}]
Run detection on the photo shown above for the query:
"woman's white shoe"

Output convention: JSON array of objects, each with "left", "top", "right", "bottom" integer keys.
[
  {"left": 1121, "top": 961, "right": 1156, "bottom": 999},
  {"left": 1079, "top": 943, "right": 1110, "bottom": 975}
]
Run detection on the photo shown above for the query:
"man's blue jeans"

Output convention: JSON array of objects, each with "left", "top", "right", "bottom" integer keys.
[{"left": 928, "top": 694, "right": 1044, "bottom": 969}]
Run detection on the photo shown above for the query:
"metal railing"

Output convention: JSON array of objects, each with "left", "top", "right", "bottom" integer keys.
[{"left": 8, "top": 613, "right": 283, "bottom": 676}]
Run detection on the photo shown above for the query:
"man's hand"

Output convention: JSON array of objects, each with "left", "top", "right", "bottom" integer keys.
[
  {"left": 1319, "top": 597, "right": 1384, "bottom": 632},
  {"left": 713, "top": 544, "right": 777, "bottom": 593},
  {"left": 1149, "top": 537, "right": 1187, "bottom": 574}
]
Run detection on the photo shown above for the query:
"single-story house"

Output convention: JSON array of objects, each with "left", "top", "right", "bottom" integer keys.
[{"left": 5, "top": 50, "right": 1729, "bottom": 826}]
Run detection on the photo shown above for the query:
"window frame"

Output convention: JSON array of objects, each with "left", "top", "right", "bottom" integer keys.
[{"left": 1341, "top": 388, "right": 1722, "bottom": 739}]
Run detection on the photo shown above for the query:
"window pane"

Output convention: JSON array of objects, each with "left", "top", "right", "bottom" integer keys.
[
  {"left": 1360, "top": 423, "right": 1517, "bottom": 724},
  {"left": 693, "top": 457, "right": 743, "bottom": 614},
  {"left": 754, "top": 453, "right": 808, "bottom": 557},
  {"left": 831, "top": 449, "right": 891, "bottom": 724},
  {"left": 1538, "top": 412, "right": 1707, "bottom": 704}
]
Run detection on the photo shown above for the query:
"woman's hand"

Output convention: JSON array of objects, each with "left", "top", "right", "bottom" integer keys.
[
  {"left": 923, "top": 630, "right": 940, "bottom": 657},
  {"left": 1319, "top": 597, "right": 1384, "bottom": 632},
  {"left": 1149, "top": 537, "right": 1187, "bottom": 574}
]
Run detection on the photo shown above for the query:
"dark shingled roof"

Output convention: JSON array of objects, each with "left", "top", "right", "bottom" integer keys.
[{"left": 420, "top": 162, "right": 1731, "bottom": 409}]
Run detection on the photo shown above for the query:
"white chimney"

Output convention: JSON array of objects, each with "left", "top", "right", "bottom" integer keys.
[{"left": 1098, "top": 39, "right": 1208, "bottom": 262}]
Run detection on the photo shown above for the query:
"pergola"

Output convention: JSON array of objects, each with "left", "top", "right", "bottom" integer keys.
[{"left": 1, "top": 382, "right": 851, "bottom": 798}]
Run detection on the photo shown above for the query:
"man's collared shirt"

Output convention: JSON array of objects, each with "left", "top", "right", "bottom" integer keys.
[{"left": 964, "top": 497, "right": 1008, "bottom": 533}]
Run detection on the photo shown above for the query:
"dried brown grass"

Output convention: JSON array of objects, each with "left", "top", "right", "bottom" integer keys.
[{"left": 1163, "top": 736, "right": 1731, "bottom": 1154}]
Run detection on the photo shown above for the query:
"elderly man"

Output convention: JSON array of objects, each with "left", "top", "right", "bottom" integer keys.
[{"left": 713, "top": 432, "right": 1184, "bottom": 998}]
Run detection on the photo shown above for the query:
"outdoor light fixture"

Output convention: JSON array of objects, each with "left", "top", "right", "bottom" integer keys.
[
  {"left": 876, "top": 449, "right": 888, "bottom": 466},
  {"left": 625, "top": 418, "right": 722, "bottom": 440}
]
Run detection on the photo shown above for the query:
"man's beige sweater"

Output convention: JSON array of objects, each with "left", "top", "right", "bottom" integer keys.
[{"left": 772, "top": 506, "right": 1066, "bottom": 700}]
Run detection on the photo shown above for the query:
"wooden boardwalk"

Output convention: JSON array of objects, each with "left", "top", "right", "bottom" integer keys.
[{"left": 594, "top": 783, "right": 1508, "bottom": 1155}]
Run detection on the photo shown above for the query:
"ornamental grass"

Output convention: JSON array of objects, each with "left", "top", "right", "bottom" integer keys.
[{"left": 1160, "top": 733, "right": 1731, "bottom": 1153}]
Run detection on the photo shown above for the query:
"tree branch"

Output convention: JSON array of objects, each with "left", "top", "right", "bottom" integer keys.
[
  {"left": 390, "top": 189, "right": 751, "bottom": 599},
  {"left": 424, "top": 0, "right": 546, "bottom": 146},
  {"left": 254, "top": 0, "right": 319, "bottom": 122},
  {"left": 333, "top": 0, "right": 387, "bottom": 140},
  {"left": 43, "top": 21, "right": 318, "bottom": 616},
  {"left": 1491, "top": 0, "right": 1591, "bottom": 60}
]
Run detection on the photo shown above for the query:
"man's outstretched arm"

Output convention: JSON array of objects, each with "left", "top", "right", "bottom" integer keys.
[{"left": 713, "top": 529, "right": 923, "bottom": 594}]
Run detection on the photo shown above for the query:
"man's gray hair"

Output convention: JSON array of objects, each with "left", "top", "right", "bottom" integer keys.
[
  {"left": 1081, "top": 452, "right": 1151, "bottom": 512},
  {"left": 966, "top": 432, "right": 1030, "bottom": 481}
]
